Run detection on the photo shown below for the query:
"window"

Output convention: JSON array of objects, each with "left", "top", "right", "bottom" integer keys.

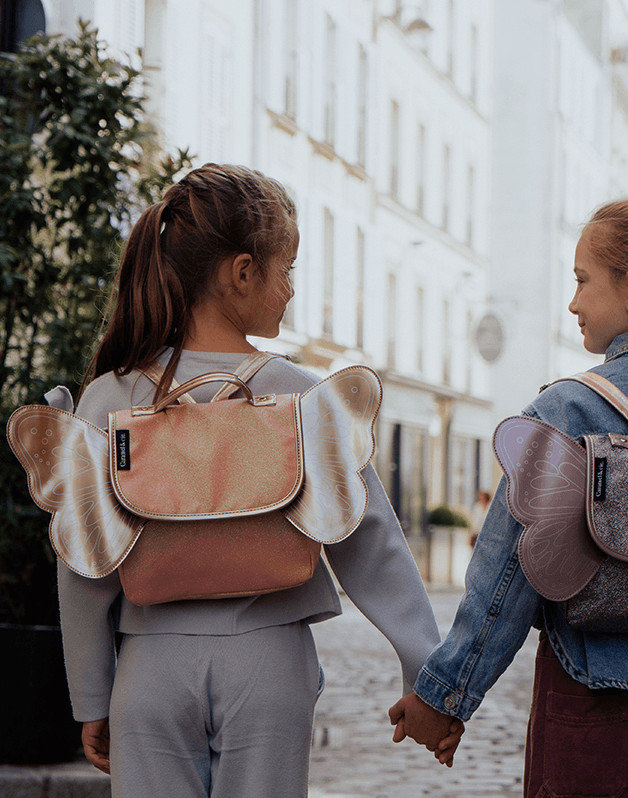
[
  {"left": 0, "top": 0, "right": 45, "bottom": 54},
  {"left": 442, "top": 144, "right": 451, "bottom": 231},
  {"left": 400, "top": 426, "right": 429, "bottom": 535},
  {"left": 378, "top": 421, "right": 429, "bottom": 536},
  {"left": 447, "top": 0, "right": 454, "bottom": 76},
  {"left": 390, "top": 100, "right": 400, "bottom": 199},
  {"left": 442, "top": 298, "right": 451, "bottom": 384},
  {"left": 356, "top": 227, "right": 365, "bottom": 349},
  {"left": 465, "top": 308, "right": 473, "bottom": 391},
  {"left": 357, "top": 44, "right": 367, "bottom": 166},
  {"left": 323, "top": 208, "right": 335, "bottom": 336},
  {"left": 115, "top": 0, "right": 142, "bottom": 57},
  {"left": 144, "top": 0, "right": 166, "bottom": 124},
  {"left": 387, "top": 273, "right": 397, "bottom": 368},
  {"left": 420, "top": 0, "right": 431, "bottom": 55},
  {"left": 450, "top": 436, "right": 477, "bottom": 510},
  {"left": 390, "top": 423, "right": 402, "bottom": 517},
  {"left": 201, "top": 18, "right": 233, "bottom": 162},
  {"left": 324, "top": 14, "right": 336, "bottom": 146},
  {"left": 466, "top": 164, "right": 475, "bottom": 247},
  {"left": 416, "top": 286, "right": 424, "bottom": 372},
  {"left": 284, "top": 0, "right": 298, "bottom": 119},
  {"left": 416, "top": 123, "right": 426, "bottom": 215},
  {"left": 470, "top": 23, "right": 478, "bottom": 103}
]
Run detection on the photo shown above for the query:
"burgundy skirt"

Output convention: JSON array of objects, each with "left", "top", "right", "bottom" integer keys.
[{"left": 524, "top": 630, "right": 628, "bottom": 797}]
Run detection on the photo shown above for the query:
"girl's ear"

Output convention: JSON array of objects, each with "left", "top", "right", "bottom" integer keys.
[{"left": 230, "top": 253, "right": 256, "bottom": 295}]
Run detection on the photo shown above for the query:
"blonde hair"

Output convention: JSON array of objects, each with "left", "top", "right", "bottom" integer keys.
[{"left": 583, "top": 199, "right": 628, "bottom": 279}]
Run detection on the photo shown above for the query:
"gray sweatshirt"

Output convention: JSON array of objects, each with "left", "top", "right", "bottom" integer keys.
[{"left": 57, "top": 350, "right": 440, "bottom": 720}]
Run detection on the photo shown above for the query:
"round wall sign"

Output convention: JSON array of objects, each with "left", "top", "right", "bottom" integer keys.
[{"left": 475, "top": 313, "right": 504, "bottom": 363}]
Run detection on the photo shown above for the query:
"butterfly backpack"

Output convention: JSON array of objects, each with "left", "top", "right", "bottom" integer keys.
[
  {"left": 6, "top": 353, "right": 382, "bottom": 605},
  {"left": 493, "top": 371, "right": 628, "bottom": 632}
]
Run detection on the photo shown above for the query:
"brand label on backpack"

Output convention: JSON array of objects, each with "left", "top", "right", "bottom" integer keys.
[
  {"left": 593, "top": 457, "right": 607, "bottom": 501},
  {"left": 116, "top": 430, "right": 131, "bottom": 470}
]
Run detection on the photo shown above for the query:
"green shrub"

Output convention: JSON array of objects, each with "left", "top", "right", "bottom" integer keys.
[
  {"left": 427, "top": 504, "right": 470, "bottom": 528},
  {"left": 0, "top": 22, "right": 191, "bottom": 624}
]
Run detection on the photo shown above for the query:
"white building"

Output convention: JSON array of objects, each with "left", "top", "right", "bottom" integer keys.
[
  {"left": 490, "top": 0, "right": 628, "bottom": 432},
  {"left": 35, "top": 0, "right": 495, "bottom": 546},
  {"left": 369, "top": 0, "right": 494, "bottom": 531},
  {"left": 13, "top": 0, "right": 628, "bottom": 566}
]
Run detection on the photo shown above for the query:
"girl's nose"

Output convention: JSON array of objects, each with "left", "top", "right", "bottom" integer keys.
[{"left": 568, "top": 293, "right": 578, "bottom": 315}]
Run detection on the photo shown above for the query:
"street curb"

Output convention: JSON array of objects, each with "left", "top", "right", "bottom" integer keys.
[{"left": 0, "top": 762, "right": 110, "bottom": 798}]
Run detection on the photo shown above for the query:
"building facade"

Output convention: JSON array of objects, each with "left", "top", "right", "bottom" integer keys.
[
  {"left": 15, "top": 0, "right": 628, "bottom": 556},
  {"left": 490, "top": 0, "right": 628, "bottom": 432},
  {"left": 36, "top": 0, "right": 494, "bottom": 545}
]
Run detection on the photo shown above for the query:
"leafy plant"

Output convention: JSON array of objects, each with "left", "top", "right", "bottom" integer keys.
[
  {"left": 0, "top": 22, "right": 192, "bottom": 624},
  {"left": 427, "top": 504, "right": 470, "bottom": 529}
]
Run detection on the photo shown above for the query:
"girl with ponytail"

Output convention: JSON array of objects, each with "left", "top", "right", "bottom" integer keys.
[{"left": 59, "top": 164, "right": 448, "bottom": 797}]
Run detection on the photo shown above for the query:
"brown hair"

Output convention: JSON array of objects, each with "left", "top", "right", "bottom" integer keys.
[
  {"left": 83, "top": 163, "right": 297, "bottom": 398},
  {"left": 583, "top": 199, "right": 628, "bottom": 280}
]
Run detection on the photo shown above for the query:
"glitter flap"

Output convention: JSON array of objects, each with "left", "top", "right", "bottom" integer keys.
[{"left": 110, "top": 393, "right": 304, "bottom": 520}]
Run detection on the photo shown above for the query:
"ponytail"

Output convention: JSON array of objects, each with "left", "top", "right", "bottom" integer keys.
[
  {"left": 81, "top": 201, "right": 189, "bottom": 398},
  {"left": 81, "top": 163, "right": 297, "bottom": 400}
]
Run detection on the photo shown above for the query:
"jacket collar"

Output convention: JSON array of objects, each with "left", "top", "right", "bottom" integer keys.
[{"left": 605, "top": 333, "right": 628, "bottom": 362}]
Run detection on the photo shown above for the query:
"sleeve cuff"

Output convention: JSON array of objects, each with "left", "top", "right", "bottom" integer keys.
[
  {"left": 69, "top": 690, "right": 112, "bottom": 723},
  {"left": 413, "top": 666, "right": 480, "bottom": 722}
]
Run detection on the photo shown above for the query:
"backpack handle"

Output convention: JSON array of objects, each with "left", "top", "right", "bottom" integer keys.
[
  {"left": 140, "top": 352, "right": 281, "bottom": 406},
  {"left": 133, "top": 373, "right": 273, "bottom": 416}
]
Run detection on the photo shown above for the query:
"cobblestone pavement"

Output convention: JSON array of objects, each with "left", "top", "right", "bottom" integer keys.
[
  {"left": 309, "top": 587, "right": 537, "bottom": 798},
  {"left": 0, "top": 587, "right": 536, "bottom": 798}
]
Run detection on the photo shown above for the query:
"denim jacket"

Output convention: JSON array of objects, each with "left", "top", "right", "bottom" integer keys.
[{"left": 414, "top": 333, "right": 628, "bottom": 721}]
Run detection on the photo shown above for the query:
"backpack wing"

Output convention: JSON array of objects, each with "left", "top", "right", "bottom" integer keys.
[
  {"left": 493, "top": 415, "right": 603, "bottom": 601},
  {"left": 7, "top": 405, "right": 144, "bottom": 577},
  {"left": 283, "top": 366, "right": 382, "bottom": 543}
]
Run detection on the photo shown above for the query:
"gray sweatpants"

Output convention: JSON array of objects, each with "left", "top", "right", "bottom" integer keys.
[{"left": 109, "top": 622, "right": 322, "bottom": 798}]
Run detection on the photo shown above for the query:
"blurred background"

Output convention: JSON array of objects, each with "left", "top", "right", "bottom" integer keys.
[{"left": 3, "top": 0, "right": 628, "bottom": 600}]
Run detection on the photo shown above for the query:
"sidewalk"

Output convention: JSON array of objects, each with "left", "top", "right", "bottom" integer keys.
[{"left": 0, "top": 586, "right": 536, "bottom": 797}]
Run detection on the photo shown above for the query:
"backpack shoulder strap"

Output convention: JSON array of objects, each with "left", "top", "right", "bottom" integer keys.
[
  {"left": 141, "top": 362, "right": 196, "bottom": 405},
  {"left": 210, "top": 351, "right": 282, "bottom": 402},
  {"left": 554, "top": 372, "right": 628, "bottom": 423},
  {"left": 141, "top": 351, "right": 282, "bottom": 405}
]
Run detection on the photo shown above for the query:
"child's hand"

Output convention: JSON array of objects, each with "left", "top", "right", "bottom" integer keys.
[
  {"left": 433, "top": 718, "right": 465, "bottom": 767},
  {"left": 82, "top": 717, "right": 110, "bottom": 774},
  {"left": 389, "top": 692, "right": 463, "bottom": 763}
]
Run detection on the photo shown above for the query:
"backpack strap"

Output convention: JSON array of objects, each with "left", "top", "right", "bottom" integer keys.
[
  {"left": 555, "top": 372, "right": 628, "bottom": 424},
  {"left": 141, "top": 362, "right": 196, "bottom": 404},
  {"left": 141, "top": 352, "right": 281, "bottom": 405},
  {"left": 210, "top": 351, "right": 280, "bottom": 402}
]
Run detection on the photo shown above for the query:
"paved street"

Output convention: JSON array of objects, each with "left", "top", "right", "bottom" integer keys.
[
  {"left": 0, "top": 587, "right": 536, "bottom": 798},
  {"left": 309, "top": 588, "right": 537, "bottom": 798}
]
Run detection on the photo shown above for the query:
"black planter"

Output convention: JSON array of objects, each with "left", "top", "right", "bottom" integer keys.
[{"left": 0, "top": 624, "right": 82, "bottom": 764}]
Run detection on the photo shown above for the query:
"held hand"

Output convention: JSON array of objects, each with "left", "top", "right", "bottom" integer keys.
[
  {"left": 398, "top": 715, "right": 464, "bottom": 766},
  {"left": 389, "top": 693, "right": 464, "bottom": 764},
  {"left": 433, "top": 718, "right": 465, "bottom": 767},
  {"left": 82, "top": 717, "right": 111, "bottom": 774}
]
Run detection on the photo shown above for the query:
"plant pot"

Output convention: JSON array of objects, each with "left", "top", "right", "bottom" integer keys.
[{"left": 0, "top": 624, "right": 82, "bottom": 764}]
